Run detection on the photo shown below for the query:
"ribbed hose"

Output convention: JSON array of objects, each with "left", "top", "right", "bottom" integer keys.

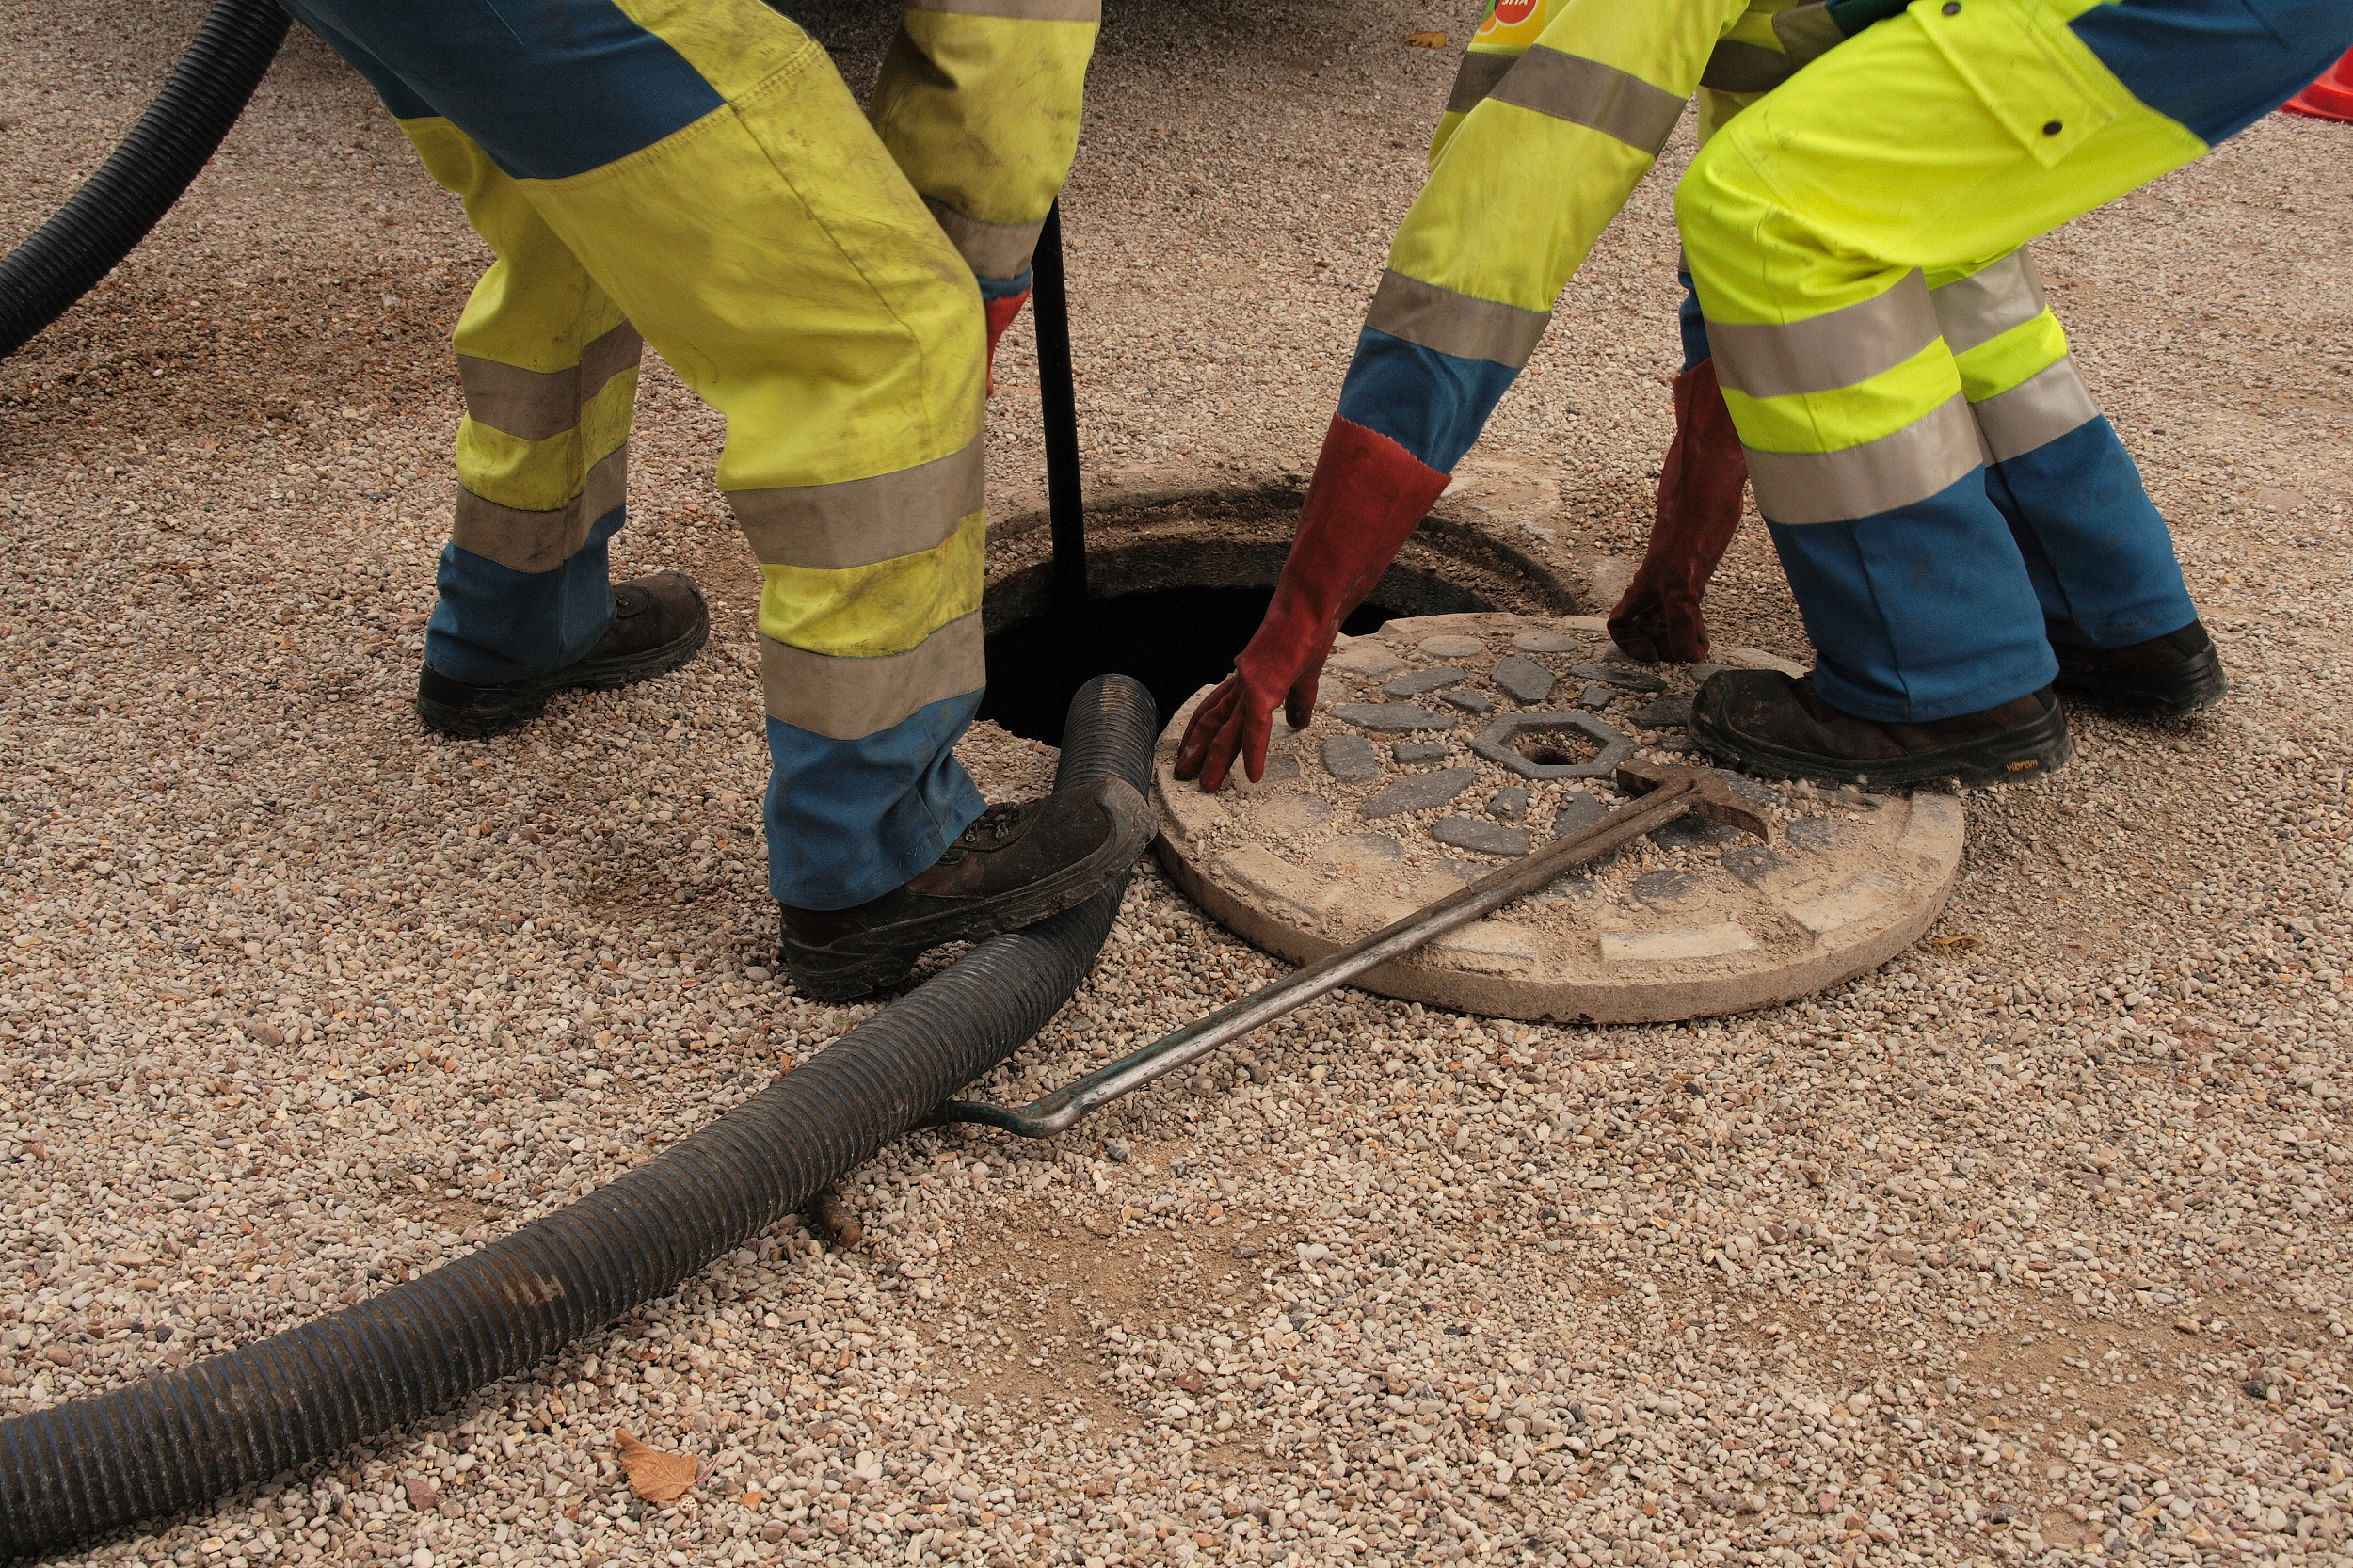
[
  {"left": 0, "top": 0, "right": 290, "bottom": 360},
  {"left": 0, "top": 675, "right": 1159, "bottom": 1560}
]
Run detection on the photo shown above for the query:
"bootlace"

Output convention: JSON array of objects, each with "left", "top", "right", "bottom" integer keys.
[{"left": 936, "top": 803, "right": 1026, "bottom": 864}]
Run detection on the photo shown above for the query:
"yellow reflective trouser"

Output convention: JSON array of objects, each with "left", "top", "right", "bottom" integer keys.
[
  {"left": 405, "top": 13, "right": 988, "bottom": 745},
  {"left": 872, "top": 0, "right": 1101, "bottom": 285},
  {"left": 1673, "top": 0, "right": 2207, "bottom": 720}
]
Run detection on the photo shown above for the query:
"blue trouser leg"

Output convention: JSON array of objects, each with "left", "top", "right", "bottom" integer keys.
[
  {"left": 766, "top": 694, "right": 987, "bottom": 911},
  {"left": 1767, "top": 473, "right": 2060, "bottom": 723},
  {"left": 1981, "top": 415, "right": 2198, "bottom": 649},
  {"left": 424, "top": 508, "right": 622, "bottom": 686}
]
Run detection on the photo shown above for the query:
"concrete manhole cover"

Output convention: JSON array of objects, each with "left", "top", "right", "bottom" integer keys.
[{"left": 1152, "top": 613, "right": 1966, "bottom": 1022}]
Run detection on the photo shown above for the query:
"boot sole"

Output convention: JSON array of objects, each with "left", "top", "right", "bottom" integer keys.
[
  {"left": 2053, "top": 647, "right": 2227, "bottom": 720},
  {"left": 781, "top": 779, "right": 1156, "bottom": 1002},
  {"left": 1692, "top": 696, "right": 2073, "bottom": 790},
  {"left": 415, "top": 603, "right": 711, "bottom": 741}
]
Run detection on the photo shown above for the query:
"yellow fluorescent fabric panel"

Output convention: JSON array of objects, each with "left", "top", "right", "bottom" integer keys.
[
  {"left": 455, "top": 368, "right": 639, "bottom": 512},
  {"left": 1392, "top": 113, "right": 1665, "bottom": 315},
  {"left": 519, "top": 43, "right": 984, "bottom": 494},
  {"left": 1678, "top": 0, "right": 2204, "bottom": 332},
  {"left": 1948, "top": 310, "right": 2071, "bottom": 402},
  {"left": 871, "top": 9, "right": 1096, "bottom": 230},
  {"left": 759, "top": 510, "right": 986, "bottom": 659},
  {"left": 1718, "top": 337, "right": 1965, "bottom": 455}
]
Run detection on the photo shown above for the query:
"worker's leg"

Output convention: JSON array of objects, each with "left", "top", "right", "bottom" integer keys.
[
  {"left": 284, "top": 0, "right": 990, "bottom": 913},
  {"left": 870, "top": 0, "right": 1099, "bottom": 365},
  {"left": 1676, "top": 0, "right": 2219, "bottom": 726},
  {"left": 1927, "top": 249, "right": 2195, "bottom": 648}
]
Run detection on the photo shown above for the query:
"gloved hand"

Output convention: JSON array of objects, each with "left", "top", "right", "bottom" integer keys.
[
  {"left": 1607, "top": 357, "right": 1750, "bottom": 663},
  {"left": 983, "top": 286, "right": 1030, "bottom": 395},
  {"left": 1174, "top": 415, "right": 1451, "bottom": 792}
]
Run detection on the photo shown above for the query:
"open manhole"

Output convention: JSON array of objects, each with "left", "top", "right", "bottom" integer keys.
[{"left": 978, "top": 489, "right": 1570, "bottom": 743}]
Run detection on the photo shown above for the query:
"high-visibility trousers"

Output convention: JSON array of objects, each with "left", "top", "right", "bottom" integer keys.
[
  {"left": 283, "top": 0, "right": 1096, "bottom": 911},
  {"left": 1676, "top": 0, "right": 2351, "bottom": 723}
]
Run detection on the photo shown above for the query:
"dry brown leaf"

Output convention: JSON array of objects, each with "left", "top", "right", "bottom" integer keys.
[
  {"left": 1405, "top": 29, "right": 1449, "bottom": 47},
  {"left": 1932, "top": 934, "right": 1980, "bottom": 952},
  {"left": 614, "top": 1429, "right": 700, "bottom": 1503}
]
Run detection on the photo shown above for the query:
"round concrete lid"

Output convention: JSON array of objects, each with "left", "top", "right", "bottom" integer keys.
[{"left": 1152, "top": 613, "right": 1966, "bottom": 1023}]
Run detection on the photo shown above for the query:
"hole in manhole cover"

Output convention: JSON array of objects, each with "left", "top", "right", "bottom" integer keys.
[{"left": 1514, "top": 733, "right": 1600, "bottom": 769}]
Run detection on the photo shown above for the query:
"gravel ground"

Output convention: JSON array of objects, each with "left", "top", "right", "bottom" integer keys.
[{"left": 5, "top": 4, "right": 2353, "bottom": 1567}]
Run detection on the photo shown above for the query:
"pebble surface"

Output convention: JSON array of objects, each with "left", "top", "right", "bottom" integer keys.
[{"left": 4, "top": 4, "right": 2352, "bottom": 1568}]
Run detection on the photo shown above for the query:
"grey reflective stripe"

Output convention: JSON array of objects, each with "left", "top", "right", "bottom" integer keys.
[
  {"left": 904, "top": 0, "right": 1099, "bottom": 17},
  {"left": 1973, "top": 358, "right": 2097, "bottom": 463},
  {"left": 1743, "top": 395, "right": 1980, "bottom": 526},
  {"left": 1365, "top": 270, "right": 1551, "bottom": 370},
  {"left": 760, "top": 612, "right": 985, "bottom": 740},
  {"left": 1928, "top": 248, "right": 2048, "bottom": 356},
  {"left": 1490, "top": 47, "right": 1686, "bottom": 155},
  {"left": 1709, "top": 270, "right": 1939, "bottom": 400},
  {"left": 1770, "top": 3, "right": 1845, "bottom": 68},
  {"left": 1446, "top": 49, "right": 1519, "bottom": 115},
  {"left": 451, "top": 445, "right": 627, "bottom": 574},
  {"left": 731, "top": 435, "right": 985, "bottom": 571},
  {"left": 1700, "top": 40, "right": 1795, "bottom": 94},
  {"left": 455, "top": 322, "right": 642, "bottom": 442},
  {"left": 924, "top": 199, "right": 1044, "bottom": 281}
]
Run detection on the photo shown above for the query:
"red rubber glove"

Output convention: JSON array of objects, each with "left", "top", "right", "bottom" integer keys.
[
  {"left": 1607, "top": 358, "right": 1751, "bottom": 663},
  {"left": 1174, "top": 415, "right": 1451, "bottom": 792},
  {"left": 983, "top": 287, "right": 1029, "bottom": 395}
]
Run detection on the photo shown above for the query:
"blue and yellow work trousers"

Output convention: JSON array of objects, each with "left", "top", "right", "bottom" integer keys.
[
  {"left": 1677, "top": 0, "right": 2350, "bottom": 722},
  {"left": 283, "top": 0, "right": 1096, "bottom": 910}
]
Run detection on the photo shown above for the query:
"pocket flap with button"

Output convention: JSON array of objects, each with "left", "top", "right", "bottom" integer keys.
[{"left": 1918, "top": 0, "right": 2118, "bottom": 168}]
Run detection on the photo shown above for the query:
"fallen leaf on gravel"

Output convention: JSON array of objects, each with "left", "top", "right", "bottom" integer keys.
[
  {"left": 1405, "top": 30, "right": 1448, "bottom": 46},
  {"left": 1931, "top": 934, "right": 1979, "bottom": 951},
  {"left": 615, "top": 1430, "right": 699, "bottom": 1502}
]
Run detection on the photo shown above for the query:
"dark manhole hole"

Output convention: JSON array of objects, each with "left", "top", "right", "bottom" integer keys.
[{"left": 977, "top": 508, "right": 1566, "bottom": 744}]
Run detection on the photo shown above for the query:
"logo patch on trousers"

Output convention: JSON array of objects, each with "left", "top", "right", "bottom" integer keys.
[{"left": 1480, "top": 0, "right": 1543, "bottom": 35}]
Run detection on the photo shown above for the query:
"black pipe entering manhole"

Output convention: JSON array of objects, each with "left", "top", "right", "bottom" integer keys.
[{"left": 978, "top": 525, "right": 1552, "bottom": 744}]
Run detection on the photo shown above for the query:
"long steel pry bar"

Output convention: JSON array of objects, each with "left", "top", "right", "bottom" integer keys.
[{"left": 928, "top": 759, "right": 1770, "bottom": 1138}]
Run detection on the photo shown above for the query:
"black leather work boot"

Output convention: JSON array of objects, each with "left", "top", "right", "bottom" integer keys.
[
  {"left": 778, "top": 778, "right": 1155, "bottom": 1001},
  {"left": 1691, "top": 670, "right": 2071, "bottom": 789},
  {"left": 2049, "top": 618, "right": 2227, "bottom": 718},
  {"left": 415, "top": 571, "right": 710, "bottom": 740}
]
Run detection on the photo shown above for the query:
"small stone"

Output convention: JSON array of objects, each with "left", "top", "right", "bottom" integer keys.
[
  {"left": 1382, "top": 666, "right": 1467, "bottom": 697},
  {"left": 1105, "top": 1142, "right": 1130, "bottom": 1163},
  {"left": 1490, "top": 655, "right": 1557, "bottom": 704},
  {"left": 1571, "top": 663, "right": 1666, "bottom": 693},
  {"left": 1418, "top": 634, "right": 1487, "bottom": 658},
  {"left": 1488, "top": 787, "right": 1529, "bottom": 822},
  {"left": 1256, "top": 753, "right": 1304, "bottom": 783},
  {"left": 1328, "top": 703, "right": 1455, "bottom": 732},
  {"left": 1785, "top": 816, "right": 1853, "bottom": 851},
  {"left": 1392, "top": 741, "right": 1449, "bottom": 764},
  {"left": 1511, "top": 628, "right": 1594, "bottom": 653},
  {"left": 1233, "top": 1242, "right": 1260, "bottom": 1259},
  {"left": 1440, "top": 689, "right": 1493, "bottom": 714},
  {"left": 1321, "top": 734, "right": 1382, "bottom": 783},
  {"left": 1631, "top": 870, "right": 1702, "bottom": 906},
  {"left": 1721, "top": 844, "right": 1784, "bottom": 886},
  {"left": 1577, "top": 684, "right": 1617, "bottom": 711},
  {"left": 404, "top": 1475, "right": 441, "bottom": 1512},
  {"left": 1359, "top": 768, "right": 1477, "bottom": 819},
  {"left": 1430, "top": 817, "right": 1531, "bottom": 857},
  {"left": 1552, "top": 795, "right": 1609, "bottom": 837},
  {"left": 2244, "top": 1377, "right": 2271, "bottom": 1400},
  {"left": 1629, "top": 695, "right": 1693, "bottom": 729}
]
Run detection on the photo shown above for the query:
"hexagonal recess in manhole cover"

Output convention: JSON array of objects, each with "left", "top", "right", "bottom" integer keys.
[{"left": 1152, "top": 612, "right": 1967, "bottom": 1023}]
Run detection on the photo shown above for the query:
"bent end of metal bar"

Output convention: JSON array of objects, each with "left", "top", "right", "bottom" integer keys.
[{"left": 922, "top": 1092, "right": 1085, "bottom": 1140}]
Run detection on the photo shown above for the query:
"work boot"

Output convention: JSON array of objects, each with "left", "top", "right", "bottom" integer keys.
[
  {"left": 415, "top": 571, "right": 710, "bottom": 740},
  {"left": 2049, "top": 618, "right": 2227, "bottom": 719},
  {"left": 777, "top": 778, "right": 1156, "bottom": 1001},
  {"left": 1691, "top": 670, "right": 2072, "bottom": 788}
]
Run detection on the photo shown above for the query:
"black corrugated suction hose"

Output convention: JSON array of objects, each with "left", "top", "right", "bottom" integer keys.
[
  {"left": 0, "top": 0, "right": 290, "bottom": 360},
  {"left": 0, "top": 674, "right": 1160, "bottom": 1561}
]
